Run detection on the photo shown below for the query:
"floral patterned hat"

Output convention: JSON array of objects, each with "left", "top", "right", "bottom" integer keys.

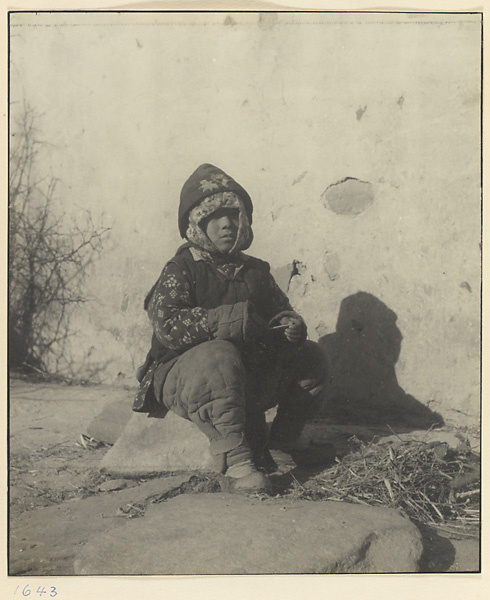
[{"left": 178, "top": 164, "right": 253, "bottom": 238}]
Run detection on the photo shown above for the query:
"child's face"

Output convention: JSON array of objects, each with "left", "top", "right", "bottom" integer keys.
[{"left": 202, "top": 207, "right": 239, "bottom": 253}]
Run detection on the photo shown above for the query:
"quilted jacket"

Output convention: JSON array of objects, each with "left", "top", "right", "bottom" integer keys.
[{"left": 132, "top": 243, "right": 304, "bottom": 413}]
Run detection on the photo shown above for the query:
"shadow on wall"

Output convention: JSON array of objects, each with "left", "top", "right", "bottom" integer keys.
[{"left": 318, "top": 292, "right": 444, "bottom": 429}]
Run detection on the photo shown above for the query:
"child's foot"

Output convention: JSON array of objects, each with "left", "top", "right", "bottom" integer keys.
[
  {"left": 229, "top": 469, "right": 273, "bottom": 494},
  {"left": 226, "top": 460, "right": 273, "bottom": 494}
]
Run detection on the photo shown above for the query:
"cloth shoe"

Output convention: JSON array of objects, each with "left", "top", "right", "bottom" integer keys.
[{"left": 226, "top": 460, "right": 273, "bottom": 494}]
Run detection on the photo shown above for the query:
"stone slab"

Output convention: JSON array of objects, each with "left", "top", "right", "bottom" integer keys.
[
  {"left": 9, "top": 474, "right": 190, "bottom": 576},
  {"left": 297, "top": 421, "right": 397, "bottom": 458},
  {"left": 376, "top": 429, "right": 473, "bottom": 450},
  {"left": 9, "top": 380, "right": 134, "bottom": 453},
  {"left": 85, "top": 395, "right": 134, "bottom": 445},
  {"left": 100, "top": 410, "right": 215, "bottom": 475},
  {"left": 299, "top": 422, "right": 481, "bottom": 457},
  {"left": 74, "top": 493, "right": 423, "bottom": 575}
]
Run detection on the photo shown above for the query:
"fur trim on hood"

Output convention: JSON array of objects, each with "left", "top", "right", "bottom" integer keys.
[
  {"left": 178, "top": 163, "right": 253, "bottom": 238},
  {"left": 186, "top": 191, "right": 253, "bottom": 254}
]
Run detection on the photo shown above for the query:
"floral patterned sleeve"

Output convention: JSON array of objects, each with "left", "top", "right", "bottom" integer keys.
[{"left": 146, "top": 261, "right": 212, "bottom": 352}]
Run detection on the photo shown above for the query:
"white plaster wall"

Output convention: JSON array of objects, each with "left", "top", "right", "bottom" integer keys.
[{"left": 10, "top": 11, "right": 481, "bottom": 425}]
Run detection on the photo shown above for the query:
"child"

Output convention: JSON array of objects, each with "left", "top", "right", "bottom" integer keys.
[{"left": 134, "top": 164, "right": 327, "bottom": 493}]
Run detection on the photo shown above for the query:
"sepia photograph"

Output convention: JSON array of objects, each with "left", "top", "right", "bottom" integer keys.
[{"left": 7, "top": 7, "right": 482, "bottom": 581}]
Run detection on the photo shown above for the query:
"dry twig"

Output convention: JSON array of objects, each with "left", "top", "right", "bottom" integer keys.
[{"left": 291, "top": 438, "right": 480, "bottom": 529}]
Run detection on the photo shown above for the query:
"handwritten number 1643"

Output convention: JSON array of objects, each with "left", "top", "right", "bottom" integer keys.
[{"left": 14, "top": 586, "right": 57, "bottom": 597}]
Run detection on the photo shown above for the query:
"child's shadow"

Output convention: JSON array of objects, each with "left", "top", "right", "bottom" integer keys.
[{"left": 318, "top": 291, "right": 444, "bottom": 429}]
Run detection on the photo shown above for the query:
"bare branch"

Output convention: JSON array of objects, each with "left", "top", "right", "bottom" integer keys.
[{"left": 8, "top": 103, "right": 111, "bottom": 376}]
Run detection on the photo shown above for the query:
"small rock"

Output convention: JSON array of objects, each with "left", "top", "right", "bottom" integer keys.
[{"left": 98, "top": 479, "right": 138, "bottom": 492}]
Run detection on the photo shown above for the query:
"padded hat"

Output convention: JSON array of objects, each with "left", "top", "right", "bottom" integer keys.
[{"left": 178, "top": 164, "right": 253, "bottom": 238}]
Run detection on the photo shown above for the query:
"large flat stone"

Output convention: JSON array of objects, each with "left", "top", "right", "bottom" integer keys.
[
  {"left": 9, "top": 381, "right": 134, "bottom": 452},
  {"left": 85, "top": 395, "right": 134, "bottom": 445},
  {"left": 376, "top": 428, "right": 475, "bottom": 451},
  {"left": 100, "top": 410, "right": 215, "bottom": 475},
  {"left": 74, "top": 494, "right": 423, "bottom": 575},
  {"left": 9, "top": 474, "right": 190, "bottom": 576}
]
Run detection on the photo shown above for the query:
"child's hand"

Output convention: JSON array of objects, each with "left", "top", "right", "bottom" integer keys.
[{"left": 280, "top": 316, "right": 303, "bottom": 344}]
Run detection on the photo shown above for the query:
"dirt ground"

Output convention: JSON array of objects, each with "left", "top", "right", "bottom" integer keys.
[{"left": 8, "top": 378, "right": 480, "bottom": 576}]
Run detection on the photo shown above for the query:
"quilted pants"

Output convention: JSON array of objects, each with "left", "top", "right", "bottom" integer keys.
[{"left": 161, "top": 339, "right": 327, "bottom": 465}]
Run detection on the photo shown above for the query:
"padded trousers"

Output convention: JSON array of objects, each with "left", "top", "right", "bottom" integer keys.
[{"left": 160, "top": 339, "right": 327, "bottom": 458}]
